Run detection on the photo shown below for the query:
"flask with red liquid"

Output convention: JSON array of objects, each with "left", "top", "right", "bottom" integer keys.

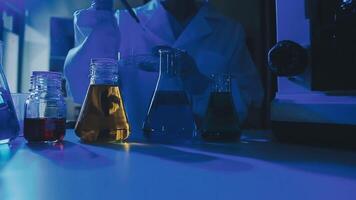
[{"left": 24, "top": 72, "right": 66, "bottom": 142}]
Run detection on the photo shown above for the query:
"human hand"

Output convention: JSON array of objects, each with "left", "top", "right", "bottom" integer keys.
[{"left": 74, "top": 7, "right": 120, "bottom": 53}]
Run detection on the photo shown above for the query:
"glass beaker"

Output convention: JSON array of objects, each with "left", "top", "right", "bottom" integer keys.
[
  {"left": 24, "top": 71, "right": 67, "bottom": 142},
  {"left": 75, "top": 58, "right": 130, "bottom": 143},
  {"left": 200, "top": 74, "right": 241, "bottom": 142},
  {"left": 0, "top": 41, "right": 19, "bottom": 144},
  {"left": 142, "top": 48, "right": 195, "bottom": 142}
]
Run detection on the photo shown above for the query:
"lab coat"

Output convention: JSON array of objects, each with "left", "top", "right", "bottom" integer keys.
[{"left": 64, "top": 0, "right": 264, "bottom": 132}]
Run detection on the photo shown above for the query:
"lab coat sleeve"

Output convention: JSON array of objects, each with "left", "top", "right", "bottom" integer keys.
[
  {"left": 229, "top": 25, "right": 264, "bottom": 110},
  {"left": 64, "top": 8, "right": 121, "bottom": 104}
]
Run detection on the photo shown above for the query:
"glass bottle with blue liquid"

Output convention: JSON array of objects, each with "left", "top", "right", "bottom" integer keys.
[
  {"left": 0, "top": 41, "right": 20, "bottom": 144},
  {"left": 143, "top": 48, "right": 196, "bottom": 142}
]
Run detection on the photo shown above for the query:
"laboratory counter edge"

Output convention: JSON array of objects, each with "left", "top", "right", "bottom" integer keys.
[{"left": 1, "top": 129, "right": 356, "bottom": 200}]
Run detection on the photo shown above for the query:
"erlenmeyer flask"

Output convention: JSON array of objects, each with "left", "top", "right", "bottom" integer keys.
[
  {"left": 75, "top": 58, "right": 130, "bottom": 143},
  {"left": 0, "top": 41, "right": 19, "bottom": 144},
  {"left": 143, "top": 48, "right": 195, "bottom": 142},
  {"left": 201, "top": 74, "right": 241, "bottom": 142}
]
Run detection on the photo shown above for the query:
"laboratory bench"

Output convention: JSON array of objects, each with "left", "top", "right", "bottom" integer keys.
[{"left": 1, "top": 129, "right": 356, "bottom": 200}]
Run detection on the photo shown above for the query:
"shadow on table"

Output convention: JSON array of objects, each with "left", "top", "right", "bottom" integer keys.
[
  {"left": 179, "top": 132, "right": 356, "bottom": 180},
  {"left": 26, "top": 140, "right": 115, "bottom": 170},
  {"left": 82, "top": 141, "right": 253, "bottom": 173}
]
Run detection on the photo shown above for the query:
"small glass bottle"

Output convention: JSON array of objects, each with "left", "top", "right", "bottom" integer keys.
[
  {"left": 24, "top": 71, "right": 66, "bottom": 142},
  {"left": 200, "top": 74, "right": 241, "bottom": 142},
  {"left": 0, "top": 41, "right": 19, "bottom": 144},
  {"left": 142, "top": 48, "right": 195, "bottom": 142},
  {"left": 75, "top": 58, "right": 130, "bottom": 143}
]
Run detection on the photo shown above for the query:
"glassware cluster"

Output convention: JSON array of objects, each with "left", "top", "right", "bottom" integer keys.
[{"left": 1, "top": 43, "right": 241, "bottom": 145}]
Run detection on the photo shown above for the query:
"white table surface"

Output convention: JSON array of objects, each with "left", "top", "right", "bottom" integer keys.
[{"left": 1, "top": 130, "right": 356, "bottom": 200}]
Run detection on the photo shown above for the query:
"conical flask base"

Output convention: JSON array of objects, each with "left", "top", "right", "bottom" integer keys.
[{"left": 75, "top": 85, "right": 130, "bottom": 143}]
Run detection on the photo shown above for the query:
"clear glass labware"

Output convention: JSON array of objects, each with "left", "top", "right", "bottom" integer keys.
[
  {"left": 0, "top": 41, "right": 19, "bottom": 144},
  {"left": 75, "top": 58, "right": 130, "bottom": 143},
  {"left": 24, "top": 71, "right": 67, "bottom": 142},
  {"left": 200, "top": 74, "right": 241, "bottom": 142},
  {"left": 142, "top": 48, "right": 195, "bottom": 142}
]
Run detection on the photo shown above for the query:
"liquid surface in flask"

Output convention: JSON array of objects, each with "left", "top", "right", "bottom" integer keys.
[
  {"left": 24, "top": 118, "right": 66, "bottom": 142},
  {"left": 143, "top": 91, "right": 195, "bottom": 141},
  {"left": 0, "top": 89, "right": 19, "bottom": 142},
  {"left": 201, "top": 92, "right": 241, "bottom": 142},
  {"left": 75, "top": 85, "right": 130, "bottom": 142}
]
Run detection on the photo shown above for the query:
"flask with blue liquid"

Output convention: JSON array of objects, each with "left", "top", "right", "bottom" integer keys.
[
  {"left": 142, "top": 48, "right": 196, "bottom": 143},
  {"left": 0, "top": 41, "right": 20, "bottom": 144}
]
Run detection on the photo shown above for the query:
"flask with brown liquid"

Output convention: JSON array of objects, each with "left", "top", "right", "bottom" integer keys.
[
  {"left": 200, "top": 74, "right": 241, "bottom": 142},
  {"left": 75, "top": 58, "right": 130, "bottom": 142}
]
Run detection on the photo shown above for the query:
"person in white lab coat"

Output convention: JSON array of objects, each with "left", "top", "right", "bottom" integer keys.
[{"left": 64, "top": 0, "right": 264, "bottom": 132}]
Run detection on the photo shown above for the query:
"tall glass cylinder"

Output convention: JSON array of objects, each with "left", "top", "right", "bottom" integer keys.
[{"left": 0, "top": 41, "right": 19, "bottom": 144}]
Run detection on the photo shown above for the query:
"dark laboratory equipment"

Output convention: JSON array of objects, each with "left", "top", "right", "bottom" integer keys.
[
  {"left": 143, "top": 48, "right": 195, "bottom": 142},
  {"left": 271, "top": 0, "right": 356, "bottom": 148},
  {"left": 200, "top": 74, "right": 240, "bottom": 142},
  {"left": 307, "top": 0, "right": 356, "bottom": 90},
  {"left": 276, "top": 0, "right": 356, "bottom": 90},
  {"left": 268, "top": 40, "right": 308, "bottom": 77},
  {"left": 75, "top": 58, "right": 130, "bottom": 143},
  {"left": 24, "top": 71, "right": 66, "bottom": 142},
  {"left": 0, "top": 41, "right": 20, "bottom": 144}
]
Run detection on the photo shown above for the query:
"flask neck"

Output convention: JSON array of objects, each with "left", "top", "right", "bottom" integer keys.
[
  {"left": 30, "top": 71, "right": 63, "bottom": 96},
  {"left": 156, "top": 49, "right": 186, "bottom": 91},
  {"left": 159, "top": 48, "right": 183, "bottom": 78},
  {"left": 159, "top": 49, "right": 179, "bottom": 77},
  {"left": 90, "top": 58, "right": 119, "bottom": 85},
  {"left": 211, "top": 74, "right": 232, "bottom": 93}
]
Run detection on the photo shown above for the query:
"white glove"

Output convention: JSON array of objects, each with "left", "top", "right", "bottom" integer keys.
[
  {"left": 74, "top": 7, "right": 120, "bottom": 58},
  {"left": 64, "top": 8, "right": 121, "bottom": 104}
]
